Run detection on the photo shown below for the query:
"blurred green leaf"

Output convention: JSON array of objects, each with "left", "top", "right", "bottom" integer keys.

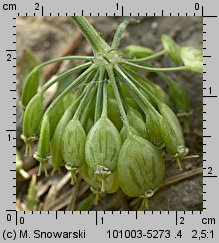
[
  {"left": 180, "top": 46, "right": 203, "bottom": 73},
  {"left": 161, "top": 34, "right": 181, "bottom": 64}
]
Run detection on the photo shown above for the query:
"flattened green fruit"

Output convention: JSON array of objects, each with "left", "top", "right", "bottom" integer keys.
[
  {"left": 158, "top": 102, "right": 187, "bottom": 169},
  {"left": 21, "top": 70, "right": 40, "bottom": 108},
  {"left": 127, "top": 108, "right": 146, "bottom": 136},
  {"left": 108, "top": 98, "right": 123, "bottom": 131},
  {"left": 145, "top": 111, "right": 164, "bottom": 148},
  {"left": 120, "top": 109, "right": 146, "bottom": 142},
  {"left": 117, "top": 135, "right": 165, "bottom": 197},
  {"left": 85, "top": 117, "right": 122, "bottom": 173},
  {"left": 161, "top": 34, "right": 181, "bottom": 64},
  {"left": 124, "top": 44, "right": 154, "bottom": 58},
  {"left": 158, "top": 102, "right": 185, "bottom": 150},
  {"left": 168, "top": 78, "right": 192, "bottom": 132},
  {"left": 34, "top": 115, "right": 50, "bottom": 176},
  {"left": 79, "top": 164, "right": 119, "bottom": 193},
  {"left": 48, "top": 98, "right": 65, "bottom": 137},
  {"left": 61, "top": 119, "right": 86, "bottom": 169},
  {"left": 21, "top": 93, "right": 44, "bottom": 156},
  {"left": 50, "top": 107, "right": 73, "bottom": 173},
  {"left": 153, "top": 84, "right": 170, "bottom": 106},
  {"left": 48, "top": 93, "right": 75, "bottom": 137}
]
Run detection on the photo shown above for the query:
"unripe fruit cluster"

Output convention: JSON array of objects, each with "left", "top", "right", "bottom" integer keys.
[{"left": 20, "top": 17, "right": 202, "bottom": 209}]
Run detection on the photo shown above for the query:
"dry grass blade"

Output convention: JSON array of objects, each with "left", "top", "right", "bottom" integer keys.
[
  {"left": 158, "top": 166, "right": 202, "bottom": 190},
  {"left": 43, "top": 172, "right": 71, "bottom": 210},
  {"left": 36, "top": 178, "right": 55, "bottom": 198},
  {"left": 66, "top": 176, "right": 81, "bottom": 211},
  {"left": 47, "top": 190, "right": 72, "bottom": 211}
]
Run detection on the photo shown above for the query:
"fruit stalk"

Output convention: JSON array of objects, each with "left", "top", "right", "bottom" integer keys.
[{"left": 71, "top": 17, "right": 111, "bottom": 55}]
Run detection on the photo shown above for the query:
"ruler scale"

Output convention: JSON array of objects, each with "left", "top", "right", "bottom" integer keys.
[{"left": 0, "top": 0, "right": 218, "bottom": 242}]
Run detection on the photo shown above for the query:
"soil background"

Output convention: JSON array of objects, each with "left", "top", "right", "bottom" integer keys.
[{"left": 16, "top": 16, "right": 203, "bottom": 211}]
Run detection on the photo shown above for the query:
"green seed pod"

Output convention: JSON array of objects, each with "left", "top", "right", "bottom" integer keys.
[
  {"left": 50, "top": 106, "right": 74, "bottom": 173},
  {"left": 145, "top": 111, "right": 164, "bottom": 148},
  {"left": 117, "top": 135, "right": 165, "bottom": 198},
  {"left": 124, "top": 44, "right": 154, "bottom": 58},
  {"left": 80, "top": 87, "right": 96, "bottom": 133},
  {"left": 127, "top": 108, "right": 146, "bottom": 137},
  {"left": 180, "top": 46, "right": 203, "bottom": 73},
  {"left": 61, "top": 119, "right": 86, "bottom": 183},
  {"left": 161, "top": 34, "right": 181, "bottom": 64},
  {"left": 126, "top": 97, "right": 143, "bottom": 114},
  {"left": 153, "top": 84, "right": 170, "bottom": 106},
  {"left": 108, "top": 98, "right": 123, "bottom": 131},
  {"left": 79, "top": 164, "right": 119, "bottom": 193},
  {"left": 48, "top": 94, "right": 72, "bottom": 137},
  {"left": 85, "top": 117, "right": 122, "bottom": 174},
  {"left": 21, "top": 93, "right": 44, "bottom": 156},
  {"left": 34, "top": 115, "right": 50, "bottom": 176},
  {"left": 21, "top": 70, "right": 40, "bottom": 109},
  {"left": 168, "top": 78, "right": 192, "bottom": 132},
  {"left": 63, "top": 93, "right": 75, "bottom": 110},
  {"left": 158, "top": 102, "right": 187, "bottom": 169}
]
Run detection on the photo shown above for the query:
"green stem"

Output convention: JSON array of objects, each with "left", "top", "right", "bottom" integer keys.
[
  {"left": 71, "top": 17, "right": 111, "bottom": 55},
  {"left": 157, "top": 72, "right": 174, "bottom": 84},
  {"left": 101, "top": 79, "right": 108, "bottom": 117},
  {"left": 121, "top": 67, "right": 163, "bottom": 111},
  {"left": 33, "top": 56, "right": 94, "bottom": 72},
  {"left": 115, "top": 78, "right": 129, "bottom": 112},
  {"left": 115, "top": 65, "right": 161, "bottom": 117},
  {"left": 94, "top": 68, "right": 105, "bottom": 121},
  {"left": 80, "top": 88, "right": 97, "bottom": 127},
  {"left": 106, "top": 66, "right": 130, "bottom": 131},
  {"left": 125, "top": 67, "right": 155, "bottom": 86},
  {"left": 45, "top": 64, "right": 96, "bottom": 116},
  {"left": 125, "top": 50, "right": 165, "bottom": 63},
  {"left": 116, "top": 72, "right": 148, "bottom": 115},
  {"left": 111, "top": 19, "right": 139, "bottom": 49},
  {"left": 73, "top": 72, "right": 99, "bottom": 120},
  {"left": 41, "top": 62, "right": 92, "bottom": 93},
  {"left": 122, "top": 60, "right": 189, "bottom": 72}
]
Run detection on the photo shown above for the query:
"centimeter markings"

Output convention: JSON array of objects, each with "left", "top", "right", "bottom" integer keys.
[
  {"left": 4, "top": 2, "right": 218, "bottom": 225},
  {"left": 5, "top": 14, "right": 17, "bottom": 206},
  {"left": 201, "top": 4, "right": 218, "bottom": 213}
]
